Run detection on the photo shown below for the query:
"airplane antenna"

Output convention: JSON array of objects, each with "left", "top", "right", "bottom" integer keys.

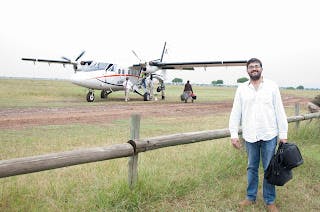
[{"left": 160, "top": 41, "right": 167, "bottom": 62}]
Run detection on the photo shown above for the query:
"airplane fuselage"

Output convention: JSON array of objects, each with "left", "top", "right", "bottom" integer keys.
[
  {"left": 21, "top": 42, "right": 246, "bottom": 102},
  {"left": 71, "top": 62, "right": 143, "bottom": 91}
]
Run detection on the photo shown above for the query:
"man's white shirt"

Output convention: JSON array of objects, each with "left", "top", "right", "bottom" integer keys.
[{"left": 229, "top": 78, "right": 288, "bottom": 143}]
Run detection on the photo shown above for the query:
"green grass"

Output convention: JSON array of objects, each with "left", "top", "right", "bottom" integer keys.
[
  {"left": 0, "top": 79, "right": 84, "bottom": 108},
  {"left": 0, "top": 79, "right": 237, "bottom": 108},
  {"left": 281, "top": 88, "right": 319, "bottom": 99},
  {"left": 1, "top": 78, "right": 318, "bottom": 109},
  {"left": 0, "top": 78, "right": 319, "bottom": 211}
]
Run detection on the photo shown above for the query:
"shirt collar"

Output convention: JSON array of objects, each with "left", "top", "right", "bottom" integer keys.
[{"left": 248, "top": 76, "right": 264, "bottom": 89}]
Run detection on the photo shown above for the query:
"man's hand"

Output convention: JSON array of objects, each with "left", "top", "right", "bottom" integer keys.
[
  {"left": 231, "top": 138, "right": 241, "bottom": 149},
  {"left": 279, "top": 139, "right": 287, "bottom": 143}
]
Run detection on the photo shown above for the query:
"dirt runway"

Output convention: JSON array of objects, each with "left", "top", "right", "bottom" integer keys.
[{"left": 0, "top": 95, "right": 309, "bottom": 130}]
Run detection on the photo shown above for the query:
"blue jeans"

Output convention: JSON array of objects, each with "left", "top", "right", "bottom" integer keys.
[{"left": 245, "top": 137, "right": 277, "bottom": 205}]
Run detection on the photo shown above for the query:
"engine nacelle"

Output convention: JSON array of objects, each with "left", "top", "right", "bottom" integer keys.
[{"left": 145, "top": 64, "right": 159, "bottom": 74}]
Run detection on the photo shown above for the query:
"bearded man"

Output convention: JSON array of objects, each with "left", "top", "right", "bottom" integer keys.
[{"left": 229, "top": 58, "right": 288, "bottom": 212}]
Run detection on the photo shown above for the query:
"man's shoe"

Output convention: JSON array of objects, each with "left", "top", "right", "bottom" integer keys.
[
  {"left": 267, "top": 204, "right": 279, "bottom": 212},
  {"left": 239, "top": 199, "right": 255, "bottom": 207}
]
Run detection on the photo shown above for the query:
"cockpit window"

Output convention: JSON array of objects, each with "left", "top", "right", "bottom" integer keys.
[
  {"left": 106, "top": 63, "right": 114, "bottom": 71},
  {"left": 80, "top": 61, "right": 93, "bottom": 66},
  {"left": 80, "top": 62, "right": 113, "bottom": 72},
  {"left": 98, "top": 63, "right": 109, "bottom": 69}
]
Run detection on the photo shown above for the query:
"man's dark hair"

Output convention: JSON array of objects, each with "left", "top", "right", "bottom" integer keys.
[{"left": 247, "top": 58, "right": 263, "bottom": 68}]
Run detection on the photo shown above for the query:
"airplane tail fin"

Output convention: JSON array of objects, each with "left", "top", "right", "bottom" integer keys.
[{"left": 160, "top": 42, "right": 167, "bottom": 62}]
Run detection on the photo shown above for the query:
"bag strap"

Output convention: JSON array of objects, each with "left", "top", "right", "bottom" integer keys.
[{"left": 275, "top": 142, "right": 284, "bottom": 165}]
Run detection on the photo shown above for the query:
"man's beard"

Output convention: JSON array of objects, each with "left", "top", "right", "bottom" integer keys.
[{"left": 249, "top": 72, "right": 261, "bottom": 81}]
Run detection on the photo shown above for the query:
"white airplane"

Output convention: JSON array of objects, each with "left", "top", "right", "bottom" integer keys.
[{"left": 22, "top": 42, "right": 247, "bottom": 102}]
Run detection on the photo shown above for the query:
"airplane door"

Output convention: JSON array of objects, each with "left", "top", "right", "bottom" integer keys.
[{"left": 116, "top": 66, "right": 125, "bottom": 85}]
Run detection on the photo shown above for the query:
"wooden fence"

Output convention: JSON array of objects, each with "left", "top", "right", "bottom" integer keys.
[{"left": 0, "top": 111, "right": 319, "bottom": 188}]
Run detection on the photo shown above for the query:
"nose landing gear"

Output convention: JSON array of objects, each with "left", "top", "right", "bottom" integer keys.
[{"left": 86, "top": 90, "right": 95, "bottom": 102}]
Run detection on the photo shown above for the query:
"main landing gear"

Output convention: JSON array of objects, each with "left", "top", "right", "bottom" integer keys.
[
  {"left": 86, "top": 89, "right": 112, "bottom": 102},
  {"left": 100, "top": 89, "right": 112, "bottom": 99},
  {"left": 143, "top": 92, "right": 150, "bottom": 101}
]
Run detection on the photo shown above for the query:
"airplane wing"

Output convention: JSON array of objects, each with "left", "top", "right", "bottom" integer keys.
[
  {"left": 150, "top": 60, "right": 247, "bottom": 70},
  {"left": 21, "top": 58, "right": 79, "bottom": 71},
  {"left": 21, "top": 58, "right": 75, "bottom": 65},
  {"left": 22, "top": 51, "right": 84, "bottom": 71},
  {"left": 131, "top": 60, "right": 247, "bottom": 71}
]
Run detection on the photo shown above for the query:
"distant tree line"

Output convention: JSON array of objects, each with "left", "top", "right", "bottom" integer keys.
[
  {"left": 172, "top": 78, "right": 183, "bottom": 84},
  {"left": 237, "top": 77, "right": 249, "bottom": 83},
  {"left": 285, "top": 85, "right": 304, "bottom": 90},
  {"left": 211, "top": 80, "right": 224, "bottom": 86},
  {"left": 171, "top": 77, "right": 305, "bottom": 90}
]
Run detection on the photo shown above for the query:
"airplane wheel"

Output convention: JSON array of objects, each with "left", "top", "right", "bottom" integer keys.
[
  {"left": 87, "top": 92, "right": 95, "bottom": 102},
  {"left": 101, "top": 90, "right": 108, "bottom": 99},
  {"left": 162, "top": 95, "right": 165, "bottom": 100},
  {"left": 143, "top": 92, "right": 150, "bottom": 101}
]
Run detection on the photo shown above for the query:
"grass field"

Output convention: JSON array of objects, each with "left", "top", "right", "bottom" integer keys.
[
  {"left": 1, "top": 78, "right": 318, "bottom": 108},
  {"left": 0, "top": 78, "right": 240, "bottom": 108},
  {"left": 0, "top": 78, "right": 319, "bottom": 211}
]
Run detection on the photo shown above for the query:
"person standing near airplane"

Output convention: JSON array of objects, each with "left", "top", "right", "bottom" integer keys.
[
  {"left": 182, "top": 80, "right": 193, "bottom": 103},
  {"left": 140, "top": 68, "right": 147, "bottom": 89},
  {"left": 184, "top": 80, "right": 193, "bottom": 95},
  {"left": 229, "top": 58, "right": 288, "bottom": 212},
  {"left": 123, "top": 77, "right": 133, "bottom": 102}
]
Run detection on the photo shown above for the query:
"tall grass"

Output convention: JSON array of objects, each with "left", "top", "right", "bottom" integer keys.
[{"left": 1, "top": 119, "right": 319, "bottom": 211}]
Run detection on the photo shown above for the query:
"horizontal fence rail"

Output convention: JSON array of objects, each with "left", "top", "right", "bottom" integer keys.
[
  {"left": 287, "top": 112, "right": 320, "bottom": 123},
  {"left": 0, "top": 112, "right": 319, "bottom": 179},
  {"left": 135, "top": 128, "right": 233, "bottom": 153},
  {"left": 0, "top": 144, "right": 134, "bottom": 178}
]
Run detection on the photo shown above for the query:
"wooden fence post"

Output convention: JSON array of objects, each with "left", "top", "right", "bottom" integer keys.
[
  {"left": 295, "top": 103, "right": 300, "bottom": 129},
  {"left": 128, "top": 114, "right": 140, "bottom": 189}
]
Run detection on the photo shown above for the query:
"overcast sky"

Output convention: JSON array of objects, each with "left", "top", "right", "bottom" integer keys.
[{"left": 1, "top": 0, "right": 319, "bottom": 88}]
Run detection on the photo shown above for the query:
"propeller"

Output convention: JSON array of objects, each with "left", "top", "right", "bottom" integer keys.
[
  {"left": 75, "top": 51, "right": 85, "bottom": 61},
  {"left": 60, "top": 51, "right": 85, "bottom": 72},
  {"left": 61, "top": 51, "right": 85, "bottom": 63},
  {"left": 61, "top": 56, "right": 71, "bottom": 62},
  {"left": 160, "top": 41, "right": 167, "bottom": 62},
  {"left": 132, "top": 50, "right": 148, "bottom": 69},
  {"left": 132, "top": 50, "right": 142, "bottom": 62}
]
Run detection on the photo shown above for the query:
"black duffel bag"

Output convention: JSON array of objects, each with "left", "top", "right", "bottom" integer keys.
[
  {"left": 265, "top": 142, "right": 303, "bottom": 186},
  {"left": 280, "top": 142, "right": 304, "bottom": 169}
]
